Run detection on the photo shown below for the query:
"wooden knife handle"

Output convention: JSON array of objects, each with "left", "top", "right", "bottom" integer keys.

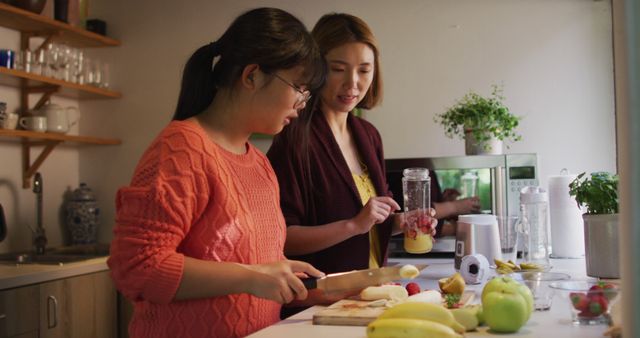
[{"left": 301, "top": 277, "right": 318, "bottom": 290}]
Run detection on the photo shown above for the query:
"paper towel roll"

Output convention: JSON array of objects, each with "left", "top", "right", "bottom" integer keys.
[{"left": 548, "top": 171, "right": 585, "bottom": 258}]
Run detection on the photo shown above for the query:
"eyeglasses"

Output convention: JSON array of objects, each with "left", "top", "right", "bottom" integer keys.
[{"left": 272, "top": 73, "right": 312, "bottom": 110}]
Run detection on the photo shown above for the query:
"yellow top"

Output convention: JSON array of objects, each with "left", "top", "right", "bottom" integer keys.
[{"left": 352, "top": 167, "right": 381, "bottom": 269}]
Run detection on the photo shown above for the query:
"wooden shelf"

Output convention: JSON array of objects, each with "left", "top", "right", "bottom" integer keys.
[
  {"left": 0, "top": 3, "right": 122, "bottom": 188},
  {"left": 0, "top": 3, "right": 120, "bottom": 48},
  {"left": 0, "top": 67, "right": 121, "bottom": 99},
  {"left": 0, "top": 129, "right": 121, "bottom": 145}
]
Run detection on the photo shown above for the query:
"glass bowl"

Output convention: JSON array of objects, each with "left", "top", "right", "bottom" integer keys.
[
  {"left": 511, "top": 271, "right": 571, "bottom": 311},
  {"left": 549, "top": 280, "right": 620, "bottom": 325}
]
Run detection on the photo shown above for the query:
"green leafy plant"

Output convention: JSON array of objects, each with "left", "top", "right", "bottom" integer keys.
[
  {"left": 568, "top": 172, "right": 619, "bottom": 214},
  {"left": 434, "top": 84, "right": 522, "bottom": 147}
]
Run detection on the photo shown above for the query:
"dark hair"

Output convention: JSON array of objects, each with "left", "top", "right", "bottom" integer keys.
[
  {"left": 311, "top": 13, "right": 383, "bottom": 109},
  {"left": 172, "top": 7, "right": 325, "bottom": 120},
  {"left": 273, "top": 13, "right": 381, "bottom": 196}
]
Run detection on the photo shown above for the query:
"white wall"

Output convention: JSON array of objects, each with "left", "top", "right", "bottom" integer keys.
[{"left": 0, "top": 0, "right": 616, "bottom": 251}]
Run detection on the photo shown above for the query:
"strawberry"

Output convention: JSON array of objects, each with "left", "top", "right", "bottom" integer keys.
[
  {"left": 589, "top": 284, "right": 603, "bottom": 292},
  {"left": 578, "top": 309, "right": 598, "bottom": 318},
  {"left": 587, "top": 295, "right": 608, "bottom": 316},
  {"left": 570, "top": 292, "right": 589, "bottom": 312},
  {"left": 405, "top": 282, "right": 421, "bottom": 296},
  {"left": 589, "top": 281, "right": 617, "bottom": 293},
  {"left": 600, "top": 283, "right": 618, "bottom": 300},
  {"left": 407, "top": 229, "right": 418, "bottom": 239},
  {"left": 419, "top": 215, "right": 431, "bottom": 226}
]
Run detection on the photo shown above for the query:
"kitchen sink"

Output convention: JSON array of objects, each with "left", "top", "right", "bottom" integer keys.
[{"left": 0, "top": 243, "right": 110, "bottom": 265}]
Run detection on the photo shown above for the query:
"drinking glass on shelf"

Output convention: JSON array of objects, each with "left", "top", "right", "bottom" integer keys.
[
  {"left": 45, "top": 43, "right": 59, "bottom": 78},
  {"left": 13, "top": 50, "right": 24, "bottom": 71},
  {"left": 35, "top": 48, "right": 47, "bottom": 76},
  {"left": 57, "top": 44, "right": 72, "bottom": 82},
  {"left": 72, "top": 50, "right": 84, "bottom": 84},
  {"left": 22, "top": 49, "right": 34, "bottom": 73},
  {"left": 87, "top": 59, "right": 103, "bottom": 87},
  {"left": 100, "top": 62, "right": 110, "bottom": 88},
  {"left": 83, "top": 58, "right": 102, "bottom": 86}
]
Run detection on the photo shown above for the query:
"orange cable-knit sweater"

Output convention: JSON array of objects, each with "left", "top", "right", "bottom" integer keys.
[{"left": 108, "top": 120, "right": 286, "bottom": 338}]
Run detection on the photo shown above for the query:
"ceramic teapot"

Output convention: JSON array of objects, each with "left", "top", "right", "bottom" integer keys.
[
  {"left": 65, "top": 183, "right": 100, "bottom": 244},
  {"left": 36, "top": 103, "right": 79, "bottom": 134}
]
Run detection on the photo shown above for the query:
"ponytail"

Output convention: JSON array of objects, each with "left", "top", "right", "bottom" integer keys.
[
  {"left": 172, "top": 8, "right": 325, "bottom": 121},
  {"left": 172, "top": 41, "right": 221, "bottom": 121}
]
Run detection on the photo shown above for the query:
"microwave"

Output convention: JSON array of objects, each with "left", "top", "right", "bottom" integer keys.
[{"left": 385, "top": 154, "right": 538, "bottom": 256}]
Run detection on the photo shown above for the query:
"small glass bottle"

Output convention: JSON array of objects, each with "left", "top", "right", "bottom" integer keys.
[{"left": 402, "top": 168, "right": 432, "bottom": 253}]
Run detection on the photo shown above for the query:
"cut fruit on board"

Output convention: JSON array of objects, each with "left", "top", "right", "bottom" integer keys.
[{"left": 312, "top": 291, "right": 475, "bottom": 326}]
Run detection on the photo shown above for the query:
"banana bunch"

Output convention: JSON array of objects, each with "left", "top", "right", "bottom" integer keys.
[
  {"left": 366, "top": 302, "right": 465, "bottom": 338},
  {"left": 494, "top": 259, "right": 543, "bottom": 274},
  {"left": 367, "top": 318, "right": 463, "bottom": 338}
]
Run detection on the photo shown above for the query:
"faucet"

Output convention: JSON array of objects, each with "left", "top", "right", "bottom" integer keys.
[{"left": 32, "top": 172, "right": 47, "bottom": 255}]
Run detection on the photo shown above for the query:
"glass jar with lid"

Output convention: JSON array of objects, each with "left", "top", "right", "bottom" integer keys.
[
  {"left": 402, "top": 168, "right": 432, "bottom": 253},
  {"left": 65, "top": 183, "right": 100, "bottom": 244}
]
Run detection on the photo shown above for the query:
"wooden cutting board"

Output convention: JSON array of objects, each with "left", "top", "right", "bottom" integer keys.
[
  {"left": 312, "top": 291, "right": 475, "bottom": 326},
  {"left": 312, "top": 299, "right": 387, "bottom": 326}
]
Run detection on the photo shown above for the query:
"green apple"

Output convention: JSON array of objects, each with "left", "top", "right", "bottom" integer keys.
[
  {"left": 482, "top": 276, "right": 534, "bottom": 320},
  {"left": 482, "top": 290, "right": 529, "bottom": 333}
]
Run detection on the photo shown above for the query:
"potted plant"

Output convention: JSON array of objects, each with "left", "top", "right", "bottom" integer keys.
[
  {"left": 569, "top": 172, "right": 620, "bottom": 278},
  {"left": 434, "top": 84, "right": 522, "bottom": 155}
]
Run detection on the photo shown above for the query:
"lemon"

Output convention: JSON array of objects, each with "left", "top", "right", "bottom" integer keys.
[{"left": 438, "top": 272, "right": 466, "bottom": 295}]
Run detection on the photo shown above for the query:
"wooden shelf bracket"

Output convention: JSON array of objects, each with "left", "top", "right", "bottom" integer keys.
[{"left": 22, "top": 139, "right": 61, "bottom": 188}]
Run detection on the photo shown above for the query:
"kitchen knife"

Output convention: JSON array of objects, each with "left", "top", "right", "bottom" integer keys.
[{"left": 302, "top": 264, "right": 428, "bottom": 294}]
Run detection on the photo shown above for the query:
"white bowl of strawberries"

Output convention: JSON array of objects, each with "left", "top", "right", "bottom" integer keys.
[{"left": 549, "top": 280, "right": 620, "bottom": 325}]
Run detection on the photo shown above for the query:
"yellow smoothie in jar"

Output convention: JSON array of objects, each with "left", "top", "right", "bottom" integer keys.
[{"left": 404, "top": 232, "right": 433, "bottom": 254}]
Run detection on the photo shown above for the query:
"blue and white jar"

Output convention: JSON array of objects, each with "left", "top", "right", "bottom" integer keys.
[{"left": 65, "top": 183, "right": 100, "bottom": 244}]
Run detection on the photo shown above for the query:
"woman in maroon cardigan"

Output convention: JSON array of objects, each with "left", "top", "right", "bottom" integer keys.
[{"left": 267, "top": 14, "right": 437, "bottom": 315}]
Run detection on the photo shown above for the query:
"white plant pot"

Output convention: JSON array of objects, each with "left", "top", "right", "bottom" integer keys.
[
  {"left": 583, "top": 213, "right": 619, "bottom": 278},
  {"left": 464, "top": 131, "right": 503, "bottom": 155}
]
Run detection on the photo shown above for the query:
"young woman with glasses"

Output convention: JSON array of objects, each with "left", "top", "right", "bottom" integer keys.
[
  {"left": 267, "top": 13, "right": 437, "bottom": 317},
  {"left": 108, "top": 8, "right": 325, "bottom": 338}
]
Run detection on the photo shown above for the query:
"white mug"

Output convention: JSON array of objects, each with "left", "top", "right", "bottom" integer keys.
[
  {"left": 0, "top": 112, "right": 19, "bottom": 129},
  {"left": 19, "top": 116, "right": 47, "bottom": 132},
  {"left": 37, "top": 103, "right": 79, "bottom": 133}
]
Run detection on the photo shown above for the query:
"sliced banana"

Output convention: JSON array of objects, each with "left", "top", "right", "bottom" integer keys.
[
  {"left": 405, "top": 290, "right": 443, "bottom": 304},
  {"left": 360, "top": 285, "right": 409, "bottom": 301},
  {"left": 399, "top": 264, "right": 420, "bottom": 279},
  {"left": 366, "top": 299, "right": 388, "bottom": 307}
]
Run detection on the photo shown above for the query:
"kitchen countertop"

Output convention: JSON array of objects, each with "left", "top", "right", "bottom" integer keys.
[
  {"left": 248, "top": 257, "right": 616, "bottom": 338},
  {"left": 0, "top": 256, "right": 109, "bottom": 290}
]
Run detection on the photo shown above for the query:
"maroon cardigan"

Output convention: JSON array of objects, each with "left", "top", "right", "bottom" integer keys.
[{"left": 267, "top": 111, "right": 393, "bottom": 274}]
